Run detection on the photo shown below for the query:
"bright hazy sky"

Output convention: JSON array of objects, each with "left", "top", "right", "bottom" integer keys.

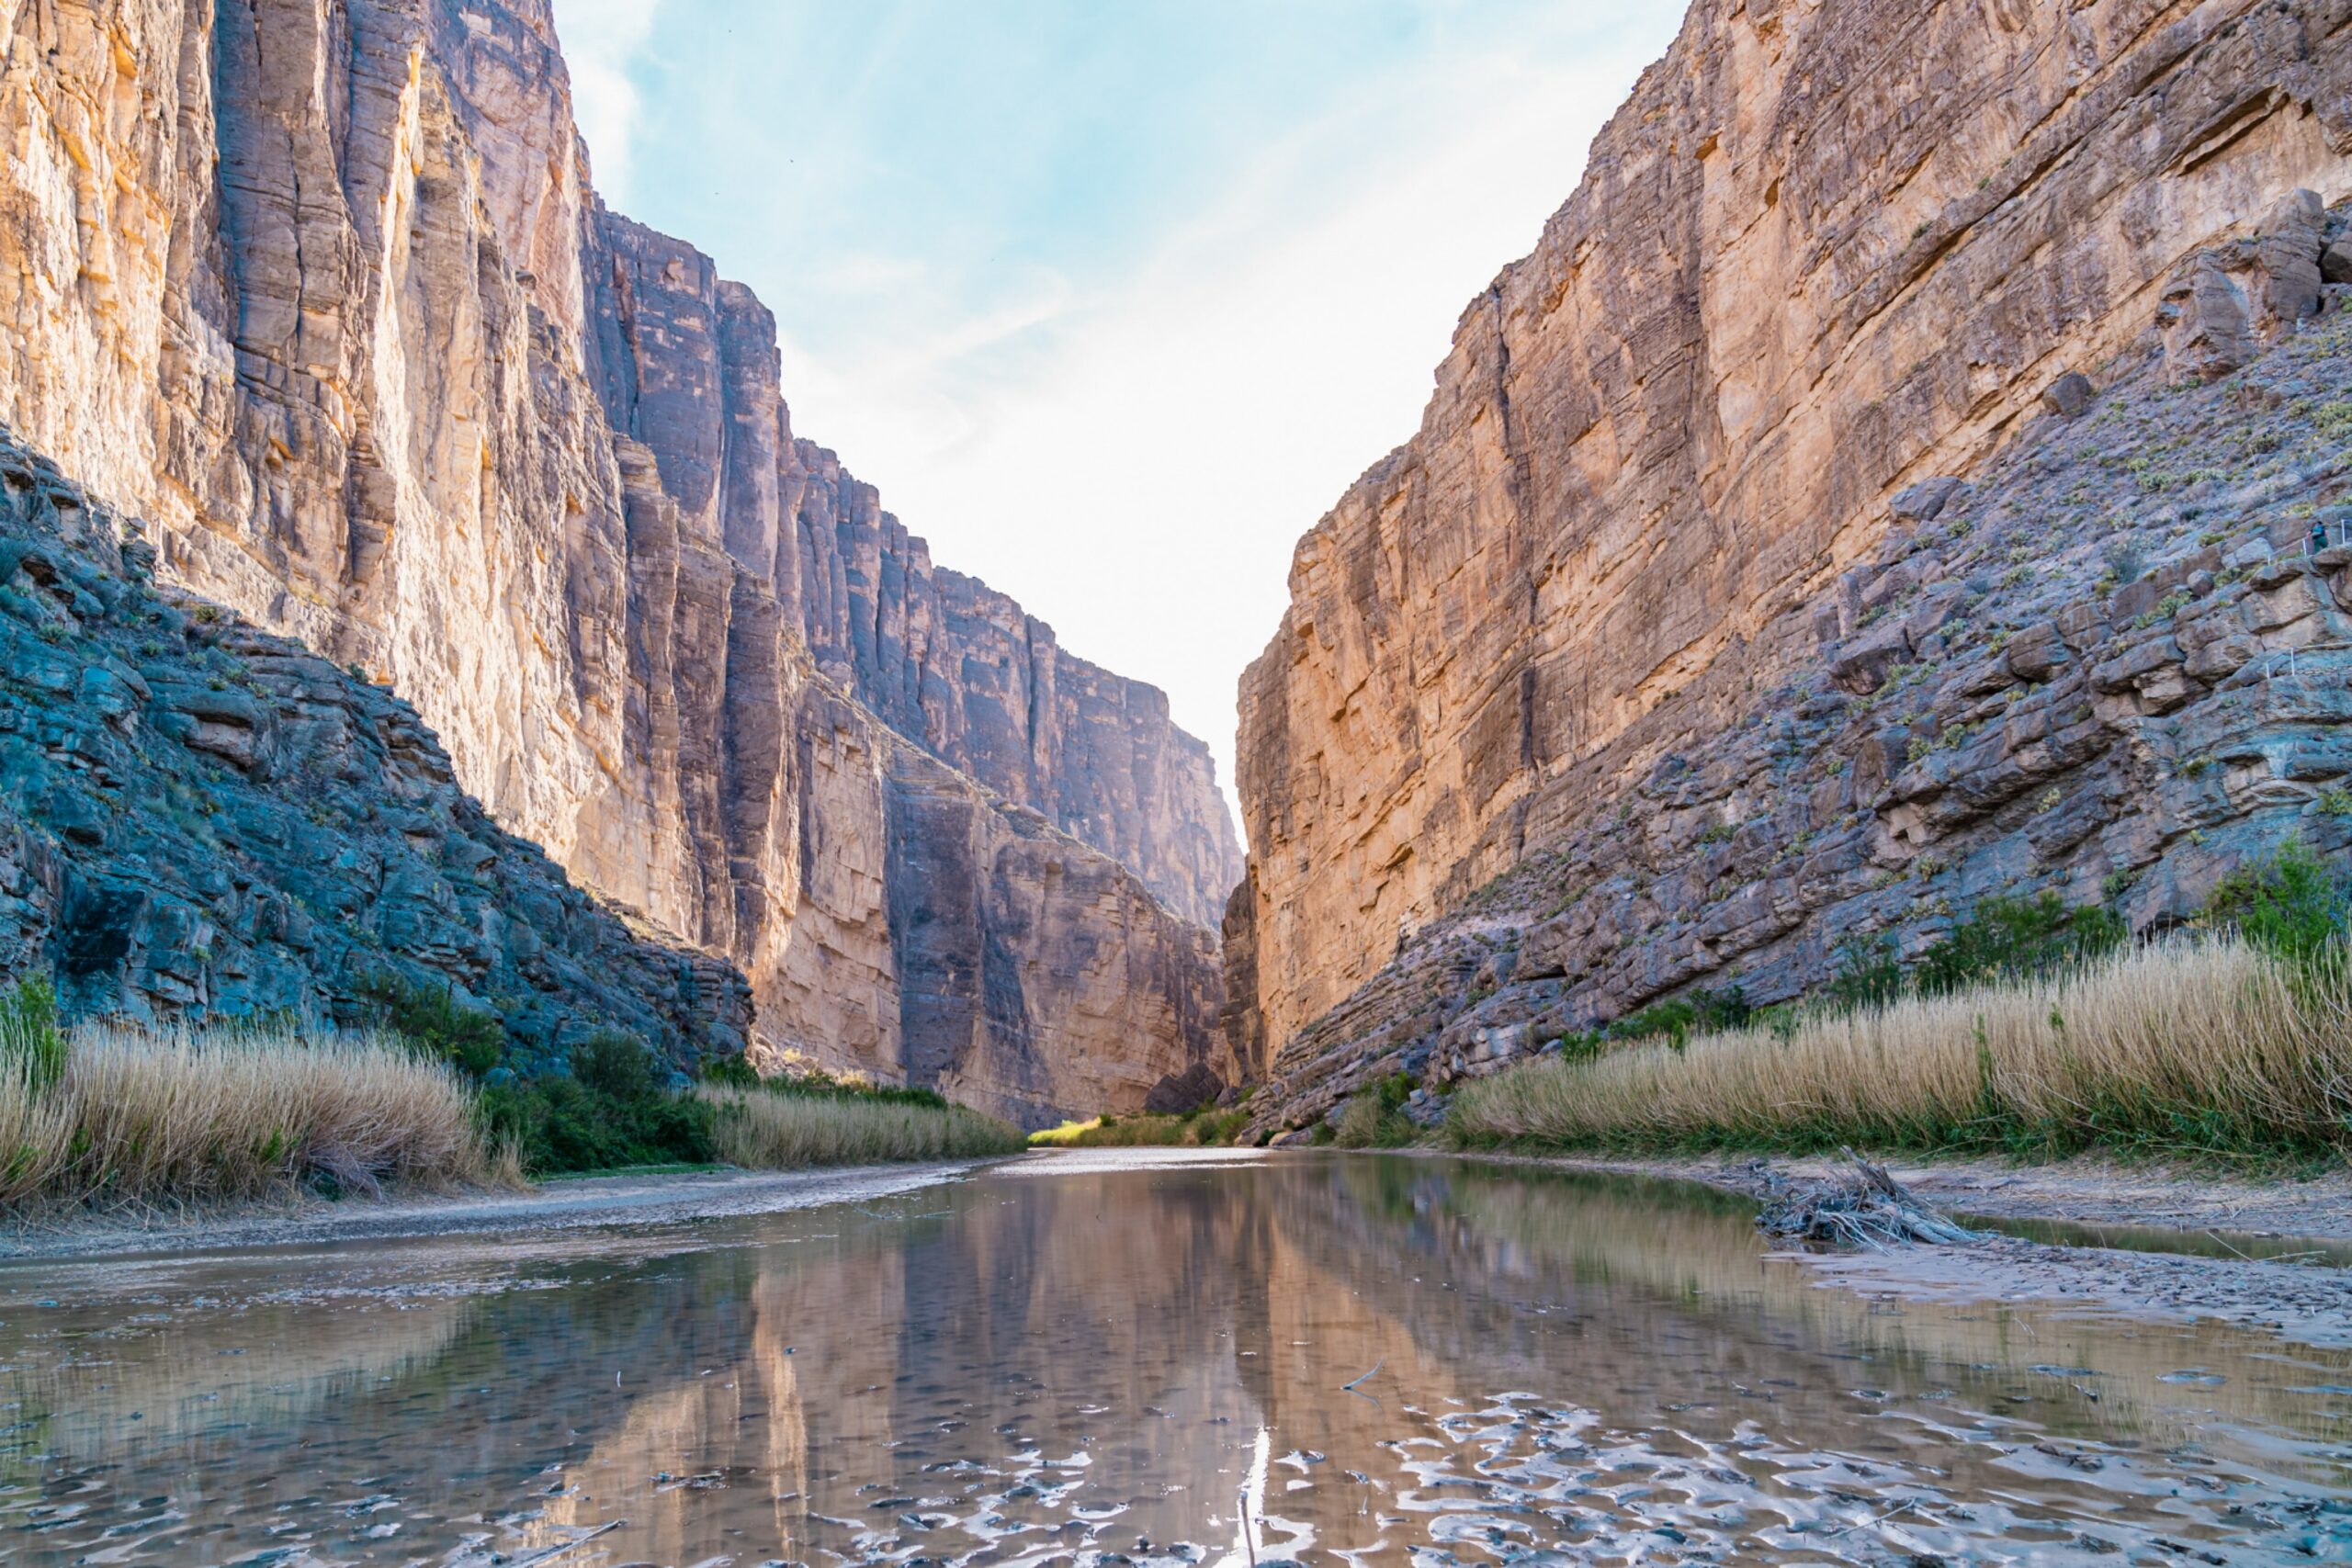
[{"left": 552, "top": 0, "right": 1688, "bottom": 821}]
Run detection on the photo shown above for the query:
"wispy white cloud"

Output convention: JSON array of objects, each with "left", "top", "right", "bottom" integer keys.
[
  {"left": 547, "top": 0, "right": 1688, "bottom": 821},
  {"left": 553, "top": 0, "right": 665, "bottom": 207},
  {"left": 763, "top": 17, "right": 1685, "bottom": 814}
]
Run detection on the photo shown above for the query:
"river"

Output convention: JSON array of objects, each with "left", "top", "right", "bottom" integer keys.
[{"left": 5, "top": 1149, "right": 2348, "bottom": 1564}]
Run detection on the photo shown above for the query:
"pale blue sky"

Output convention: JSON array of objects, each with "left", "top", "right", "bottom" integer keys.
[{"left": 554, "top": 0, "right": 1689, "bottom": 815}]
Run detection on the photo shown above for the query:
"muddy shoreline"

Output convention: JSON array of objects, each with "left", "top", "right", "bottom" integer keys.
[
  {"left": 1431, "top": 1146, "right": 2352, "bottom": 1349},
  {"left": 14, "top": 1146, "right": 2352, "bottom": 1355},
  {"left": 1430, "top": 1146, "right": 2352, "bottom": 1241},
  {"left": 0, "top": 1157, "right": 1022, "bottom": 1261}
]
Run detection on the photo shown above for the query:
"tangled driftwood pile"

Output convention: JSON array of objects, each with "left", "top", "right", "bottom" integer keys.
[{"left": 1755, "top": 1148, "right": 1982, "bottom": 1250}]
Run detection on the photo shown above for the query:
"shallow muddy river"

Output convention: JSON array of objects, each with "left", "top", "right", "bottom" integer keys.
[{"left": 4, "top": 1150, "right": 2348, "bottom": 1565}]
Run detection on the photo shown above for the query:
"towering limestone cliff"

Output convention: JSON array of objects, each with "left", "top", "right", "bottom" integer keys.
[
  {"left": 588, "top": 215, "right": 1243, "bottom": 931},
  {"left": 0, "top": 0, "right": 1235, "bottom": 1125},
  {"left": 1233, "top": 0, "right": 2352, "bottom": 1124}
]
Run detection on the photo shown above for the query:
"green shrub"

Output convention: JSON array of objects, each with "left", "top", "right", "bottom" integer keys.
[
  {"left": 1909, "top": 893, "right": 2126, "bottom": 998},
  {"left": 572, "top": 1028, "right": 660, "bottom": 1100},
  {"left": 0, "top": 975, "right": 64, "bottom": 1092},
  {"left": 356, "top": 973, "right": 504, "bottom": 1076},
  {"left": 1333, "top": 1073, "right": 1419, "bottom": 1148},
  {"left": 1187, "top": 1107, "right": 1251, "bottom": 1145},
  {"left": 2202, "top": 838, "right": 2349, "bottom": 977},
  {"left": 699, "top": 1054, "right": 760, "bottom": 1089},
  {"left": 1826, "top": 933, "right": 1905, "bottom": 1011},
  {"left": 476, "top": 1070, "right": 718, "bottom": 1176},
  {"left": 1606, "top": 987, "right": 1749, "bottom": 1047}
]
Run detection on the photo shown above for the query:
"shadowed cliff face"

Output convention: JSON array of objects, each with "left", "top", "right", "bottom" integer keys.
[
  {"left": 0, "top": 434, "right": 750, "bottom": 1071},
  {"left": 0, "top": 0, "right": 1233, "bottom": 1122},
  {"left": 1235, "top": 0, "right": 2352, "bottom": 1071}
]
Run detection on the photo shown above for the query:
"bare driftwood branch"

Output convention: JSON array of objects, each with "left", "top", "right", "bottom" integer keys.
[{"left": 1755, "top": 1150, "right": 1981, "bottom": 1250}]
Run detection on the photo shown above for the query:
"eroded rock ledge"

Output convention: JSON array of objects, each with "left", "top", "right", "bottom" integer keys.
[{"left": 0, "top": 434, "right": 749, "bottom": 1071}]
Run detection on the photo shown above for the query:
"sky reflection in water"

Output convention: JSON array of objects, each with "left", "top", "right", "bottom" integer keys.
[{"left": 3, "top": 1151, "right": 2349, "bottom": 1565}]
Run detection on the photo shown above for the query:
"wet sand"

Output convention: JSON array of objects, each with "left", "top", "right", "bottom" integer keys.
[{"left": 1430, "top": 1146, "right": 2352, "bottom": 1239}]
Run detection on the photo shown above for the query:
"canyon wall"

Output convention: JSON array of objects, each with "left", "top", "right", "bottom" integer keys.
[
  {"left": 1235, "top": 0, "right": 2352, "bottom": 1082},
  {"left": 588, "top": 214, "right": 1242, "bottom": 930},
  {"left": 0, "top": 0, "right": 1234, "bottom": 1123},
  {"left": 0, "top": 431, "right": 751, "bottom": 1070}
]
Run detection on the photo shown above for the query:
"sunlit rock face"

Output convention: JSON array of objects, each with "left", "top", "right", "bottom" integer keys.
[
  {"left": 1233, "top": 0, "right": 2352, "bottom": 1073},
  {"left": 587, "top": 215, "right": 1245, "bottom": 931},
  {"left": 0, "top": 0, "right": 1234, "bottom": 1122}
]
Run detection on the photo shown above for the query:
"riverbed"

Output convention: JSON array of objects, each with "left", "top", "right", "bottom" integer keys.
[{"left": 5, "top": 1149, "right": 2348, "bottom": 1564}]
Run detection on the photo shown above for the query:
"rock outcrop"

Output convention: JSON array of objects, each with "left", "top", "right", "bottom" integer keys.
[
  {"left": 1234, "top": 0, "right": 2352, "bottom": 1126},
  {"left": 0, "top": 0, "right": 1234, "bottom": 1123},
  {"left": 0, "top": 430, "right": 749, "bottom": 1070}
]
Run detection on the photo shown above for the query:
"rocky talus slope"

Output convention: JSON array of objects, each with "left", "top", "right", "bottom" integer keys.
[
  {"left": 0, "top": 0, "right": 1234, "bottom": 1122},
  {"left": 0, "top": 432, "right": 748, "bottom": 1071},
  {"left": 1232, "top": 0, "right": 2352, "bottom": 1133}
]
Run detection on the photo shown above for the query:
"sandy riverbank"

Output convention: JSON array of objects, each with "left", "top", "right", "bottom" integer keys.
[
  {"left": 0, "top": 1157, "right": 1023, "bottom": 1261},
  {"left": 1432, "top": 1146, "right": 2352, "bottom": 1240}
]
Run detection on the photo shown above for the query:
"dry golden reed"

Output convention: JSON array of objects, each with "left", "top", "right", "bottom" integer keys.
[
  {"left": 0, "top": 1018, "right": 492, "bottom": 1209},
  {"left": 1449, "top": 938, "right": 2352, "bottom": 1160},
  {"left": 700, "top": 1087, "right": 1026, "bottom": 1167}
]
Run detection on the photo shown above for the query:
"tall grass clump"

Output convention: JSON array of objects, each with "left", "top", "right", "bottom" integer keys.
[
  {"left": 0, "top": 1010, "right": 492, "bottom": 1210},
  {"left": 1449, "top": 937, "right": 2352, "bottom": 1166},
  {"left": 1332, "top": 1074, "right": 1419, "bottom": 1148},
  {"left": 1028, "top": 1101, "right": 1253, "bottom": 1147},
  {"left": 701, "top": 1080, "right": 1024, "bottom": 1167},
  {"left": 1, "top": 975, "right": 65, "bottom": 1091}
]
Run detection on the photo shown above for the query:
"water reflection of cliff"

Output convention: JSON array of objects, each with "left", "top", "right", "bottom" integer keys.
[
  {"left": 546, "top": 1159, "right": 2351, "bottom": 1559},
  {"left": 544, "top": 1176, "right": 1276, "bottom": 1562},
  {"left": 1283, "top": 1159, "right": 2352, "bottom": 1456},
  {"left": 6, "top": 1160, "right": 2346, "bottom": 1565}
]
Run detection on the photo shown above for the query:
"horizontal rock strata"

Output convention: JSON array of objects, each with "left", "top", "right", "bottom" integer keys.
[{"left": 1244, "top": 207, "right": 2352, "bottom": 1135}]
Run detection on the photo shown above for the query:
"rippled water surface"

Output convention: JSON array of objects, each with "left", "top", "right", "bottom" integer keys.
[{"left": 4, "top": 1151, "right": 2349, "bottom": 1566}]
